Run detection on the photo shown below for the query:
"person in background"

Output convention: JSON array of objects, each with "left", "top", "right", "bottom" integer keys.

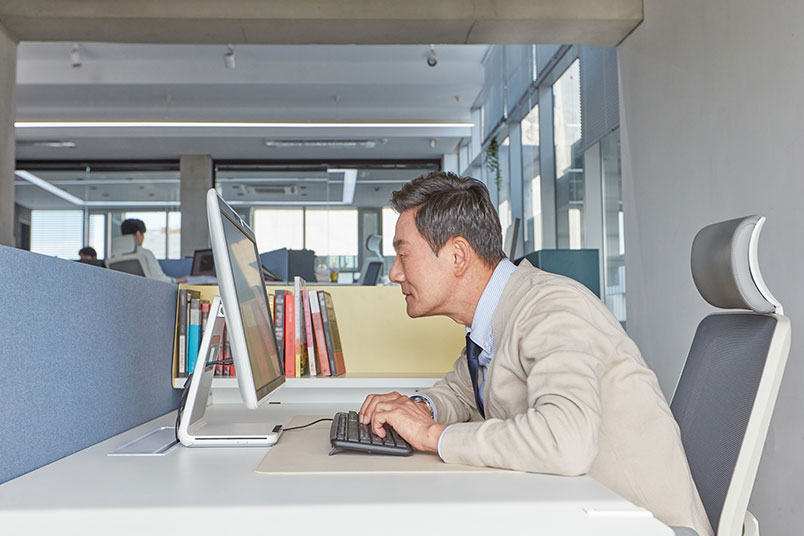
[
  {"left": 358, "top": 172, "right": 712, "bottom": 536},
  {"left": 121, "top": 218, "right": 187, "bottom": 284},
  {"left": 76, "top": 246, "right": 104, "bottom": 267}
]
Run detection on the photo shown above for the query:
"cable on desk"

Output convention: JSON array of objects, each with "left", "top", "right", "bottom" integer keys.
[{"left": 282, "top": 418, "right": 333, "bottom": 431}]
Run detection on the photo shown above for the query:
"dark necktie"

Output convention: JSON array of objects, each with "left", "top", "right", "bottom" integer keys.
[{"left": 465, "top": 334, "right": 485, "bottom": 419}]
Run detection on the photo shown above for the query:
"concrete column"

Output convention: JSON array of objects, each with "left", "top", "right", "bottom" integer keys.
[
  {"left": 179, "top": 154, "right": 213, "bottom": 257},
  {"left": 441, "top": 152, "right": 459, "bottom": 174},
  {"left": 0, "top": 24, "right": 16, "bottom": 247}
]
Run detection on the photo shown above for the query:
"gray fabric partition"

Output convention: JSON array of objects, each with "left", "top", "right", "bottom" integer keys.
[{"left": 0, "top": 245, "right": 180, "bottom": 484}]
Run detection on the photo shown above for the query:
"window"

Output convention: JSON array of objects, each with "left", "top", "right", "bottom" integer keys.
[
  {"left": 30, "top": 210, "right": 83, "bottom": 259},
  {"left": 305, "top": 209, "right": 358, "bottom": 257},
  {"left": 521, "top": 104, "right": 541, "bottom": 253},
  {"left": 497, "top": 137, "right": 512, "bottom": 231},
  {"left": 382, "top": 208, "right": 399, "bottom": 257},
  {"left": 553, "top": 59, "right": 583, "bottom": 249},
  {"left": 167, "top": 212, "right": 181, "bottom": 259},
  {"left": 123, "top": 211, "right": 168, "bottom": 259},
  {"left": 88, "top": 213, "right": 106, "bottom": 259},
  {"left": 253, "top": 209, "right": 304, "bottom": 253},
  {"left": 601, "top": 129, "right": 625, "bottom": 323}
]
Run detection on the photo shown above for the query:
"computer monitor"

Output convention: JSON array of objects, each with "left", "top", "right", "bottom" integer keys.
[
  {"left": 190, "top": 248, "right": 216, "bottom": 276},
  {"left": 207, "top": 189, "right": 284, "bottom": 409},
  {"left": 359, "top": 260, "right": 382, "bottom": 286}
]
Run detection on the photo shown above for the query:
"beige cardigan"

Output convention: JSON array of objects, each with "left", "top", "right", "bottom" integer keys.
[{"left": 424, "top": 262, "right": 712, "bottom": 535}]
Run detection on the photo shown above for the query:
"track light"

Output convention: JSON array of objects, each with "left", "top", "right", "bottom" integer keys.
[
  {"left": 426, "top": 45, "right": 437, "bottom": 68},
  {"left": 70, "top": 43, "right": 82, "bottom": 68},
  {"left": 224, "top": 45, "right": 236, "bottom": 69},
  {"left": 429, "top": 138, "right": 438, "bottom": 148}
]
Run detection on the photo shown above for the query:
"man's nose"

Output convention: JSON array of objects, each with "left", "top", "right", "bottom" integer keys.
[{"left": 389, "top": 256, "right": 404, "bottom": 283}]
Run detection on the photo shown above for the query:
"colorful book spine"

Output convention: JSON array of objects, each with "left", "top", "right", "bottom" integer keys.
[
  {"left": 309, "top": 290, "right": 331, "bottom": 376},
  {"left": 273, "top": 290, "right": 285, "bottom": 373},
  {"left": 302, "top": 290, "right": 317, "bottom": 376},
  {"left": 317, "top": 290, "right": 338, "bottom": 377},
  {"left": 187, "top": 297, "right": 201, "bottom": 374},
  {"left": 284, "top": 293, "right": 295, "bottom": 377},
  {"left": 177, "top": 288, "right": 187, "bottom": 376},
  {"left": 322, "top": 291, "right": 347, "bottom": 375},
  {"left": 216, "top": 325, "right": 226, "bottom": 377},
  {"left": 294, "top": 278, "right": 305, "bottom": 377}
]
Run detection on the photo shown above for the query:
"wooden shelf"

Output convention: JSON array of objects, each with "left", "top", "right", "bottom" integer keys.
[{"left": 172, "top": 374, "right": 440, "bottom": 390}]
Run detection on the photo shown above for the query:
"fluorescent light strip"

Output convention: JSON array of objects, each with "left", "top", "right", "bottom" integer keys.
[
  {"left": 15, "top": 121, "right": 474, "bottom": 129},
  {"left": 15, "top": 170, "right": 84, "bottom": 206},
  {"left": 328, "top": 168, "right": 357, "bottom": 205}
]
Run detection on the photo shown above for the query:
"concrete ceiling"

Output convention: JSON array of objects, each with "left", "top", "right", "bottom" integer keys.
[
  {"left": 0, "top": 0, "right": 643, "bottom": 46},
  {"left": 15, "top": 43, "right": 486, "bottom": 161}
]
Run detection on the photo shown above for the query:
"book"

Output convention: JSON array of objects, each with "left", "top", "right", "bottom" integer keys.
[
  {"left": 302, "top": 290, "right": 317, "bottom": 376},
  {"left": 273, "top": 290, "right": 285, "bottom": 374},
  {"left": 268, "top": 294, "right": 275, "bottom": 322},
  {"left": 177, "top": 288, "right": 188, "bottom": 376},
  {"left": 187, "top": 297, "right": 201, "bottom": 374},
  {"left": 322, "top": 291, "right": 347, "bottom": 375},
  {"left": 309, "top": 290, "right": 331, "bottom": 376},
  {"left": 215, "top": 325, "right": 226, "bottom": 376},
  {"left": 317, "top": 290, "right": 339, "bottom": 376},
  {"left": 183, "top": 289, "right": 201, "bottom": 375},
  {"left": 284, "top": 292, "right": 295, "bottom": 377},
  {"left": 293, "top": 277, "right": 307, "bottom": 377},
  {"left": 200, "top": 300, "right": 210, "bottom": 340}
]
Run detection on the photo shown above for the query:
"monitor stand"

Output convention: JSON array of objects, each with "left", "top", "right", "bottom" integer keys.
[{"left": 177, "top": 297, "right": 283, "bottom": 447}]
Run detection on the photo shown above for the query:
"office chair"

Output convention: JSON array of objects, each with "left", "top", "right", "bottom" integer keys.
[
  {"left": 357, "top": 234, "right": 383, "bottom": 286},
  {"left": 670, "top": 215, "right": 790, "bottom": 536},
  {"left": 105, "top": 235, "right": 152, "bottom": 277}
]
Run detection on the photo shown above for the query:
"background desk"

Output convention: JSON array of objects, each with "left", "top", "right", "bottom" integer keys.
[{"left": 0, "top": 397, "right": 672, "bottom": 536}]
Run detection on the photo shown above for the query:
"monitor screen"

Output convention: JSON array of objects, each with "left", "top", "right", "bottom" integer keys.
[
  {"left": 361, "top": 261, "right": 382, "bottom": 286},
  {"left": 208, "top": 189, "right": 284, "bottom": 407},
  {"left": 191, "top": 248, "right": 216, "bottom": 276}
]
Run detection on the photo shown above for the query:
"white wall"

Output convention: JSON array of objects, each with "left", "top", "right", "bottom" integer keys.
[
  {"left": 618, "top": 1, "right": 804, "bottom": 534},
  {"left": 0, "top": 24, "right": 15, "bottom": 247}
]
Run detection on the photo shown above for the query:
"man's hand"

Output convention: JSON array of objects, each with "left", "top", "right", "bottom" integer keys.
[{"left": 359, "top": 392, "right": 447, "bottom": 453}]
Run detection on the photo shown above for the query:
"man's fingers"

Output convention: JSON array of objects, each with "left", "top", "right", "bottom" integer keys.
[
  {"left": 371, "top": 410, "right": 389, "bottom": 437},
  {"left": 359, "top": 392, "right": 402, "bottom": 424}
]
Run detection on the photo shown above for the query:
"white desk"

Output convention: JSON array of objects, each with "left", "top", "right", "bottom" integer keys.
[{"left": 0, "top": 397, "right": 672, "bottom": 535}]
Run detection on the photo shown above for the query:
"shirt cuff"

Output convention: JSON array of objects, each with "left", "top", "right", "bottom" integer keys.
[
  {"left": 408, "top": 394, "right": 437, "bottom": 421},
  {"left": 437, "top": 424, "right": 455, "bottom": 460}
]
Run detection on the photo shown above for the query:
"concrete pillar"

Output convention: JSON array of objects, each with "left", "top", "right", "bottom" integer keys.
[
  {"left": 0, "top": 24, "right": 16, "bottom": 247},
  {"left": 441, "top": 152, "right": 459, "bottom": 174},
  {"left": 179, "top": 154, "right": 213, "bottom": 258}
]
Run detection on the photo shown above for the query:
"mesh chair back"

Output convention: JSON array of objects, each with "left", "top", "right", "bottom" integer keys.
[{"left": 107, "top": 258, "right": 146, "bottom": 277}]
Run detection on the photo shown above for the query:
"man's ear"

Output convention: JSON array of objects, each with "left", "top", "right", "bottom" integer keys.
[{"left": 451, "top": 237, "right": 472, "bottom": 276}]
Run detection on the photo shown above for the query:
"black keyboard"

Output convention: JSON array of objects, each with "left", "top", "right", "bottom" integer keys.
[{"left": 329, "top": 411, "right": 412, "bottom": 456}]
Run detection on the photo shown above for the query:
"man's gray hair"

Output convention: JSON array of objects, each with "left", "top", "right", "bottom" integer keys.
[{"left": 390, "top": 171, "right": 505, "bottom": 268}]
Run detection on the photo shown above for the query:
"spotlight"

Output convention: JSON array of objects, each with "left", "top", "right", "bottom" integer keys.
[
  {"left": 224, "top": 45, "right": 236, "bottom": 69},
  {"left": 70, "top": 43, "right": 82, "bottom": 68},
  {"left": 426, "top": 45, "right": 437, "bottom": 68},
  {"left": 429, "top": 138, "right": 438, "bottom": 149}
]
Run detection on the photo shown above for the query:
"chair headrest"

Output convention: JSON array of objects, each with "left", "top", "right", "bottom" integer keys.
[
  {"left": 110, "top": 234, "right": 138, "bottom": 257},
  {"left": 691, "top": 215, "right": 781, "bottom": 314},
  {"left": 365, "top": 234, "right": 383, "bottom": 259}
]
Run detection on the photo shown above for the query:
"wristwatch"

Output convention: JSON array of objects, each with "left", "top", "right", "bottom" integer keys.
[{"left": 409, "top": 394, "right": 435, "bottom": 419}]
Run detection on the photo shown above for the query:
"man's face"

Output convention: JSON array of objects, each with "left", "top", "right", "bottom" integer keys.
[{"left": 389, "top": 210, "right": 454, "bottom": 318}]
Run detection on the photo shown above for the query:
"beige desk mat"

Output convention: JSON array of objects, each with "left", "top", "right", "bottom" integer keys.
[{"left": 256, "top": 415, "right": 498, "bottom": 475}]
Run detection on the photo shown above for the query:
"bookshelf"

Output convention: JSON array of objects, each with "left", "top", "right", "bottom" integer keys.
[{"left": 172, "top": 283, "right": 465, "bottom": 388}]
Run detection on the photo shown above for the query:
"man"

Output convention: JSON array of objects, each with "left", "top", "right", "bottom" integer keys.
[
  {"left": 120, "top": 218, "right": 186, "bottom": 284},
  {"left": 76, "top": 246, "right": 104, "bottom": 267},
  {"left": 359, "top": 172, "right": 712, "bottom": 535}
]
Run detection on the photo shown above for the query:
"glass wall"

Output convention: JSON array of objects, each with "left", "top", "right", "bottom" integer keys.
[
  {"left": 521, "top": 104, "right": 541, "bottom": 254},
  {"left": 601, "top": 129, "right": 625, "bottom": 323},
  {"left": 553, "top": 59, "right": 583, "bottom": 250}
]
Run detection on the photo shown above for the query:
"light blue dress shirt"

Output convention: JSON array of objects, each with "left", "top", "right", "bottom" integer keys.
[{"left": 427, "top": 258, "right": 518, "bottom": 459}]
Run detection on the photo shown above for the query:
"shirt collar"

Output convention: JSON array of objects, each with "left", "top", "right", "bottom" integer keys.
[{"left": 466, "top": 258, "right": 517, "bottom": 355}]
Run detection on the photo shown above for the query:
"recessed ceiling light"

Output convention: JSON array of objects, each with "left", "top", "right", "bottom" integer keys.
[
  {"left": 15, "top": 121, "right": 473, "bottom": 129},
  {"left": 264, "top": 139, "right": 388, "bottom": 148},
  {"left": 17, "top": 140, "right": 77, "bottom": 148}
]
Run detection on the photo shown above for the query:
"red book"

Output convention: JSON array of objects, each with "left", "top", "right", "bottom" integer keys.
[
  {"left": 284, "top": 292, "right": 295, "bottom": 377},
  {"left": 216, "top": 326, "right": 226, "bottom": 376},
  {"left": 309, "top": 290, "right": 331, "bottom": 376}
]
